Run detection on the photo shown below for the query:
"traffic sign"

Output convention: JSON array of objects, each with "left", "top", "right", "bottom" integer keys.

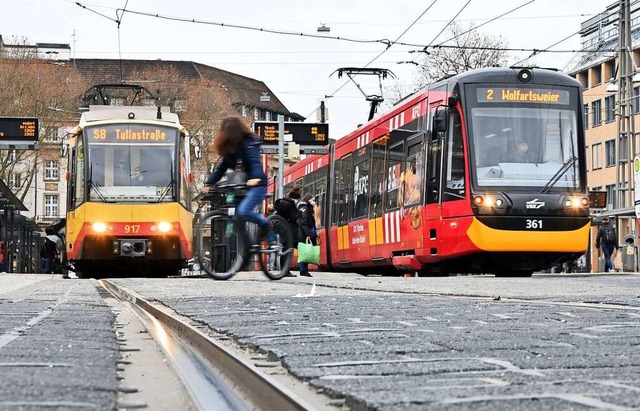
[{"left": 253, "top": 121, "right": 328, "bottom": 146}]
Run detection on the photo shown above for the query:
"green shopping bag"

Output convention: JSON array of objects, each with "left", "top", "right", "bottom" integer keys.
[{"left": 297, "top": 239, "right": 320, "bottom": 265}]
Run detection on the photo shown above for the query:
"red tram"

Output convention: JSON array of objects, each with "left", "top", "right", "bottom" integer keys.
[{"left": 269, "top": 67, "right": 589, "bottom": 276}]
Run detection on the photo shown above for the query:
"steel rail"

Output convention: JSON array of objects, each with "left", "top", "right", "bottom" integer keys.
[{"left": 101, "top": 279, "right": 315, "bottom": 411}]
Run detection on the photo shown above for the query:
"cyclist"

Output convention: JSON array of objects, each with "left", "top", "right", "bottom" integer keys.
[{"left": 203, "top": 116, "right": 269, "bottom": 242}]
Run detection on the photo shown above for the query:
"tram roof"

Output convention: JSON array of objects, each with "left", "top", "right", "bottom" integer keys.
[
  {"left": 440, "top": 67, "right": 581, "bottom": 88},
  {"left": 79, "top": 105, "right": 181, "bottom": 126}
]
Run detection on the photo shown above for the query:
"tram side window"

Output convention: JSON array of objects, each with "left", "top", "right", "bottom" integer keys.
[
  {"left": 386, "top": 143, "right": 404, "bottom": 210},
  {"left": 331, "top": 163, "right": 341, "bottom": 225},
  {"left": 427, "top": 133, "right": 443, "bottom": 205},
  {"left": 74, "top": 139, "right": 85, "bottom": 208},
  {"left": 403, "top": 142, "right": 424, "bottom": 206},
  {"left": 178, "top": 139, "right": 189, "bottom": 208},
  {"left": 353, "top": 158, "right": 370, "bottom": 219},
  {"left": 443, "top": 110, "right": 466, "bottom": 201},
  {"left": 369, "top": 139, "right": 386, "bottom": 218},
  {"left": 339, "top": 156, "right": 352, "bottom": 224},
  {"left": 315, "top": 177, "right": 327, "bottom": 226}
]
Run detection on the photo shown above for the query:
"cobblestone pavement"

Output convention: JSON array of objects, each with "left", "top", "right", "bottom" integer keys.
[
  {"left": 113, "top": 272, "right": 640, "bottom": 410},
  {"left": 0, "top": 275, "right": 117, "bottom": 411}
]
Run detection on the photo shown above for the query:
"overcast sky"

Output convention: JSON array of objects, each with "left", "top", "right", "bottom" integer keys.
[{"left": 1, "top": 0, "right": 607, "bottom": 139}]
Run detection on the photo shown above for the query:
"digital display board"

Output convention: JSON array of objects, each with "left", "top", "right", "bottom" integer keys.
[
  {"left": 86, "top": 125, "right": 177, "bottom": 144},
  {"left": 254, "top": 122, "right": 328, "bottom": 145},
  {"left": 477, "top": 88, "right": 570, "bottom": 104},
  {"left": 0, "top": 117, "right": 39, "bottom": 141},
  {"left": 589, "top": 191, "right": 607, "bottom": 209}
]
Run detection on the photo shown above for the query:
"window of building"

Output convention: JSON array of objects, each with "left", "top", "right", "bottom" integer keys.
[
  {"left": 605, "top": 139, "right": 616, "bottom": 167},
  {"left": 592, "top": 100, "right": 602, "bottom": 127},
  {"left": 620, "top": 133, "right": 629, "bottom": 161},
  {"left": 605, "top": 95, "right": 615, "bottom": 123},
  {"left": 142, "top": 99, "right": 156, "bottom": 106},
  {"left": 634, "top": 86, "right": 640, "bottom": 114},
  {"left": 174, "top": 100, "right": 186, "bottom": 112},
  {"left": 266, "top": 111, "right": 272, "bottom": 121},
  {"left": 44, "top": 160, "right": 59, "bottom": 180},
  {"left": 8, "top": 172, "right": 21, "bottom": 188},
  {"left": 606, "top": 60, "right": 616, "bottom": 80},
  {"left": 241, "top": 105, "right": 249, "bottom": 117},
  {"left": 45, "top": 126, "right": 60, "bottom": 142},
  {"left": 7, "top": 150, "right": 16, "bottom": 163},
  {"left": 44, "top": 194, "right": 58, "bottom": 218},
  {"left": 254, "top": 108, "right": 259, "bottom": 120},
  {"left": 592, "top": 143, "right": 602, "bottom": 170},
  {"left": 605, "top": 184, "right": 615, "bottom": 210},
  {"left": 591, "top": 65, "right": 602, "bottom": 87},
  {"left": 583, "top": 104, "right": 589, "bottom": 129},
  {"left": 110, "top": 98, "right": 124, "bottom": 106}
]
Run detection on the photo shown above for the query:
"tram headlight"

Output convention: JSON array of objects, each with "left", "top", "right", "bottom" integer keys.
[
  {"left": 157, "top": 222, "right": 173, "bottom": 233},
  {"left": 472, "top": 194, "right": 509, "bottom": 215},
  {"left": 563, "top": 196, "right": 589, "bottom": 209},
  {"left": 92, "top": 222, "right": 107, "bottom": 233}
]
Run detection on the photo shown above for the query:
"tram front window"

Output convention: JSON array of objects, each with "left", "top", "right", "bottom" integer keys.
[
  {"left": 470, "top": 106, "right": 581, "bottom": 191},
  {"left": 85, "top": 124, "right": 178, "bottom": 202}
]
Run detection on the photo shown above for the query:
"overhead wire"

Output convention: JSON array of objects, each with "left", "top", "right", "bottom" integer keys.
[
  {"left": 409, "top": 0, "right": 473, "bottom": 65},
  {"left": 320, "top": 0, "right": 439, "bottom": 111}
]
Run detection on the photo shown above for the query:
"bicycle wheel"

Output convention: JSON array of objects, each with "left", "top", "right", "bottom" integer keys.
[
  {"left": 196, "top": 210, "right": 248, "bottom": 280},
  {"left": 258, "top": 214, "right": 295, "bottom": 280}
]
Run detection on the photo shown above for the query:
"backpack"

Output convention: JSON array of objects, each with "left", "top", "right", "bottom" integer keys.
[
  {"left": 274, "top": 198, "right": 299, "bottom": 223},
  {"left": 602, "top": 224, "right": 616, "bottom": 244},
  {"left": 40, "top": 238, "right": 57, "bottom": 258}
]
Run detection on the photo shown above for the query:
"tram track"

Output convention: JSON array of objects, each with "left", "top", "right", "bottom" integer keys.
[{"left": 100, "top": 279, "right": 337, "bottom": 411}]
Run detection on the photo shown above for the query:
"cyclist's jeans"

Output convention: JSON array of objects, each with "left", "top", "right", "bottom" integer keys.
[{"left": 237, "top": 185, "right": 268, "bottom": 228}]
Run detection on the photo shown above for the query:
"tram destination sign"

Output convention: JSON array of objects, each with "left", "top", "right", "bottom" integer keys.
[
  {"left": 253, "top": 121, "right": 328, "bottom": 146},
  {"left": 0, "top": 117, "right": 39, "bottom": 150}
]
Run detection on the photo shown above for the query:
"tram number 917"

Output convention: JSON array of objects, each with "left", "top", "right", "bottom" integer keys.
[
  {"left": 525, "top": 219, "right": 543, "bottom": 229},
  {"left": 124, "top": 224, "right": 140, "bottom": 234}
]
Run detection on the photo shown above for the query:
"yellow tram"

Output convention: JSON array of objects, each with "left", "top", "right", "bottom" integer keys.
[{"left": 65, "top": 105, "right": 194, "bottom": 278}]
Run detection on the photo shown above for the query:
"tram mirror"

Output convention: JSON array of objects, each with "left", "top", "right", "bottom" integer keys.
[
  {"left": 60, "top": 134, "right": 69, "bottom": 157},
  {"left": 433, "top": 106, "right": 449, "bottom": 133}
]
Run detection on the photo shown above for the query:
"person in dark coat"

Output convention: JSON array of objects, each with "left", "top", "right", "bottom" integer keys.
[
  {"left": 595, "top": 216, "right": 619, "bottom": 272},
  {"left": 297, "top": 193, "right": 317, "bottom": 277},
  {"left": 204, "top": 116, "right": 269, "bottom": 242}
]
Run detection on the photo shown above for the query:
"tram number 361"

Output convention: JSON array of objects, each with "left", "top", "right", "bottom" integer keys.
[{"left": 525, "top": 219, "right": 543, "bottom": 229}]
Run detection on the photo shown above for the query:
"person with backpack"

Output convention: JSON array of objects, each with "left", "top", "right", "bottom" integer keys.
[
  {"left": 297, "top": 193, "right": 318, "bottom": 277},
  {"left": 42, "top": 228, "right": 60, "bottom": 274},
  {"left": 274, "top": 187, "right": 301, "bottom": 276},
  {"left": 596, "top": 216, "right": 619, "bottom": 273}
]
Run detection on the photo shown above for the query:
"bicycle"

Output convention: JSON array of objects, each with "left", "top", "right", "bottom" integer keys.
[{"left": 194, "top": 183, "right": 295, "bottom": 280}]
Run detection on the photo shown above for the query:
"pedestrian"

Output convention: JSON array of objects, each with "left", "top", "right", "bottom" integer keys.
[
  {"left": 43, "top": 228, "right": 59, "bottom": 274},
  {"left": 596, "top": 216, "right": 619, "bottom": 273},
  {"left": 203, "top": 116, "right": 269, "bottom": 243},
  {"left": 297, "top": 193, "right": 317, "bottom": 277}
]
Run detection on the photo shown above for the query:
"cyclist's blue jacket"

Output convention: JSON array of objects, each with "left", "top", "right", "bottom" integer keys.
[{"left": 205, "top": 133, "right": 267, "bottom": 187}]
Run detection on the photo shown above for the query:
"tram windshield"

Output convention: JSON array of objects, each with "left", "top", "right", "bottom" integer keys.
[
  {"left": 85, "top": 124, "right": 178, "bottom": 202},
  {"left": 467, "top": 85, "right": 582, "bottom": 191}
]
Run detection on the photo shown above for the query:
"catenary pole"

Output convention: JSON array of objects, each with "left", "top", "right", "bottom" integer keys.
[{"left": 278, "top": 114, "right": 284, "bottom": 199}]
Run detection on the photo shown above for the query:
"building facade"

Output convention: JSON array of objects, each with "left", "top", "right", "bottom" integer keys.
[{"left": 566, "top": 0, "right": 640, "bottom": 271}]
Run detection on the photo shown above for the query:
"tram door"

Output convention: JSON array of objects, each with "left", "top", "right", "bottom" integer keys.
[
  {"left": 368, "top": 138, "right": 387, "bottom": 260},
  {"left": 334, "top": 155, "right": 352, "bottom": 264},
  {"left": 425, "top": 99, "right": 445, "bottom": 256}
]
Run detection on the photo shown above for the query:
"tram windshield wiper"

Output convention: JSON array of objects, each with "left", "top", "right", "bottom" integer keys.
[
  {"left": 538, "top": 155, "right": 578, "bottom": 194},
  {"left": 157, "top": 161, "right": 175, "bottom": 203},
  {"left": 88, "top": 165, "right": 109, "bottom": 203}
]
